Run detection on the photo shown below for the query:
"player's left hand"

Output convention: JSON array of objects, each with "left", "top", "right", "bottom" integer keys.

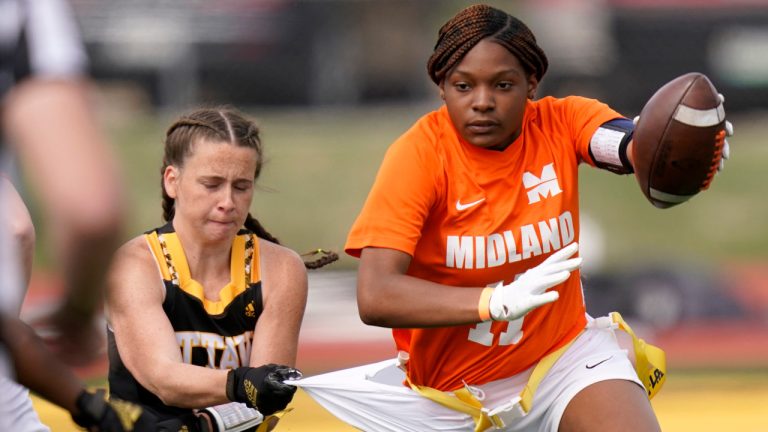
[
  {"left": 226, "top": 364, "right": 302, "bottom": 415},
  {"left": 714, "top": 93, "right": 732, "bottom": 173},
  {"left": 72, "top": 389, "right": 158, "bottom": 431},
  {"left": 487, "top": 242, "right": 582, "bottom": 321}
]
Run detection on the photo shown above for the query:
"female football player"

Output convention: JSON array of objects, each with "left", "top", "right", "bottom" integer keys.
[
  {"left": 296, "top": 4, "right": 728, "bottom": 431},
  {"left": 106, "top": 107, "right": 334, "bottom": 431}
]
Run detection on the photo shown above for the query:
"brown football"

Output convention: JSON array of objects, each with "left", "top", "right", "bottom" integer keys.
[{"left": 632, "top": 72, "right": 727, "bottom": 208}]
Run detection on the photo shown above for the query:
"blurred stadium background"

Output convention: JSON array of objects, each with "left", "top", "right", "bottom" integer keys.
[{"left": 13, "top": 0, "right": 768, "bottom": 430}]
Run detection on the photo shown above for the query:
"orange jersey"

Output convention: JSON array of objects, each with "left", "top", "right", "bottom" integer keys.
[{"left": 346, "top": 96, "right": 623, "bottom": 391}]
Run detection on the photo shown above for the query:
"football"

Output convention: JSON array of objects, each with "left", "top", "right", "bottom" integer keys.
[{"left": 632, "top": 72, "right": 727, "bottom": 208}]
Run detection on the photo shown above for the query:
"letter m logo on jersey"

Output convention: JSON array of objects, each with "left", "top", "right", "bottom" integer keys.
[{"left": 523, "top": 163, "right": 562, "bottom": 204}]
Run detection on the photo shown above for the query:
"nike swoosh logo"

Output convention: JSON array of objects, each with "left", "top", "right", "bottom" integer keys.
[
  {"left": 586, "top": 356, "right": 613, "bottom": 369},
  {"left": 456, "top": 198, "right": 485, "bottom": 211}
]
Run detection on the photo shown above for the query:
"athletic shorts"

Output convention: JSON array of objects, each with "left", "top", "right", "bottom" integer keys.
[{"left": 292, "top": 316, "right": 642, "bottom": 432}]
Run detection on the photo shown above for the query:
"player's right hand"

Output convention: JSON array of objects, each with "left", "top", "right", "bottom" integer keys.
[
  {"left": 488, "top": 242, "right": 581, "bottom": 321},
  {"left": 72, "top": 389, "right": 157, "bottom": 431},
  {"left": 226, "top": 364, "right": 302, "bottom": 415}
]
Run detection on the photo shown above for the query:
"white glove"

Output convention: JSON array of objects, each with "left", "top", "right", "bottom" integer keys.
[
  {"left": 718, "top": 93, "right": 732, "bottom": 172},
  {"left": 488, "top": 242, "right": 582, "bottom": 321}
]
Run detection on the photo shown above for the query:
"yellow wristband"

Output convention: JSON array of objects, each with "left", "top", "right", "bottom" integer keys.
[{"left": 478, "top": 287, "right": 494, "bottom": 321}]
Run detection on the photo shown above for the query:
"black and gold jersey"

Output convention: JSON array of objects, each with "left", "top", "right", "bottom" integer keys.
[{"left": 108, "top": 223, "right": 264, "bottom": 421}]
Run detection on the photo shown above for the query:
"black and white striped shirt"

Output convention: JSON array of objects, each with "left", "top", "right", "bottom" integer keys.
[{"left": 0, "top": 0, "right": 87, "bottom": 101}]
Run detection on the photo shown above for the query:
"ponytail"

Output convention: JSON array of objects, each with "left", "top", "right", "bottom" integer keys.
[
  {"left": 244, "top": 213, "right": 280, "bottom": 244},
  {"left": 301, "top": 249, "right": 340, "bottom": 270},
  {"left": 244, "top": 213, "right": 338, "bottom": 269},
  {"left": 161, "top": 107, "right": 337, "bottom": 270},
  {"left": 161, "top": 182, "right": 175, "bottom": 222}
]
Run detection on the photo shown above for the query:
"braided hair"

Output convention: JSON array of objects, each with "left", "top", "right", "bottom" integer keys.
[
  {"left": 161, "top": 107, "right": 336, "bottom": 269},
  {"left": 427, "top": 4, "right": 548, "bottom": 86}
]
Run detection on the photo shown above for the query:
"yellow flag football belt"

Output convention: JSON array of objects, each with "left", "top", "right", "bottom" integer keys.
[
  {"left": 407, "top": 312, "right": 666, "bottom": 431},
  {"left": 608, "top": 311, "right": 667, "bottom": 399}
]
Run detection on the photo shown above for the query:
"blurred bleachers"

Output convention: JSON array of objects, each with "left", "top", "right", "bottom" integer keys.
[{"left": 68, "top": 0, "right": 768, "bottom": 113}]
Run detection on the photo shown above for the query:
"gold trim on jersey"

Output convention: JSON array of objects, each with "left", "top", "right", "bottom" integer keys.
[
  {"left": 144, "top": 230, "right": 261, "bottom": 315},
  {"left": 146, "top": 232, "right": 172, "bottom": 282}
]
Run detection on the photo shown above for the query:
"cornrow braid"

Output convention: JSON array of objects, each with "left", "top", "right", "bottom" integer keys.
[
  {"left": 243, "top": 215, "right": 338, "bottom": 270},
  {"left": 244, "top": 213, "right": 280, "bottom": 244},
  {"left": 161, "top": 187, "right": 175, "bottom": 222},
  {"left": 159, "top": 107, "right": 337, "bottom": 271},
  {"left": 160, "top": 107, "right": 264, "bottom": 223},
  {"left": 161, "top": 117, "right": 225, "bottom": 222},
  {"left": 427, "top": 4, "right": 548, "bottom": 85},
  {"left": 241, "top": 121, "right": 264, "bottom": 179},
  {"left": 165, "top": 118, "right": 225, "bottom": 141}
]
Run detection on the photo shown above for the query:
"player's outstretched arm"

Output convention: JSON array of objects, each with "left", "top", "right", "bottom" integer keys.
[
  {"left": 3, "top": 79, "right": 125, "bottom": 364},
  {"left": 630, "top": 73, "right": 731, "bottom": 208},
  {"left": 0, "top": 177, "right": 35, "bottom": 303},
  {"left": 0, "top": 313, "right": 82, "bottom": 414},
  {"left": 0, "top": 314, "right": 157, "bottom": 431}
]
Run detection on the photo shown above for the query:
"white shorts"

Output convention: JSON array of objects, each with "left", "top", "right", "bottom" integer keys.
[{"left": 292, "top": 318, "right": 642, "bottom": 432}]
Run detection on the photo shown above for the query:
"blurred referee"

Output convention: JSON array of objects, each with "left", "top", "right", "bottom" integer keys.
[
  {"left": 0, "top": 1, "right": 154, "bottom": 431},
  {"left": 1, "top": 0, "right": 124, "bottom": 363}
]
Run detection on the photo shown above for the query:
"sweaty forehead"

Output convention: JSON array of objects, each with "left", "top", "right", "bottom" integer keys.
[{"left": 184, "top": 139, "right": 258, "bottom": 176}]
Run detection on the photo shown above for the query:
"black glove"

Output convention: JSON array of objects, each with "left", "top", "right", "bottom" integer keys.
[
  {"left": 72, "top": 389, "right": 158, "bottom": 432},
  {"left": 156, "top": 412, "right": 212, "bottom": 432},
  {"left": 225, "top": 364, "right": 301, "bottom": 415}
]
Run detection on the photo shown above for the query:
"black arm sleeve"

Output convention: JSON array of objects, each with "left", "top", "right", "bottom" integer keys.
[{"left": 587, "top": 117, "right": 635, "bottom": 175}]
